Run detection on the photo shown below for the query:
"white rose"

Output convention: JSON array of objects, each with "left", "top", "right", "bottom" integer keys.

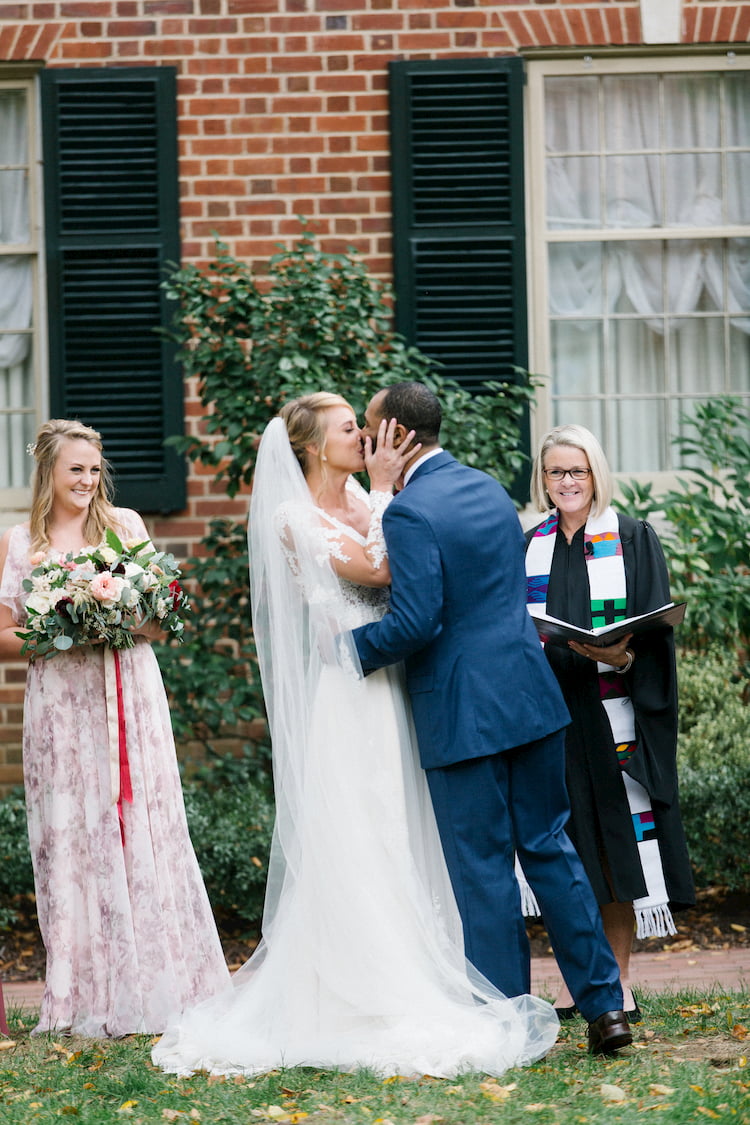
[
  {"left": 98, "top": 547, "right": 119, "bottom": 565},
  {"left": 124, "top": 585, "right": 141, "bottom": 609},
  {"left": 26, "top": 590, "right": 55, "bottom": 616}
]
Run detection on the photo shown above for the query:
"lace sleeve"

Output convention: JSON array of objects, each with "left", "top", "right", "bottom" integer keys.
[{"left": 364, "top": 490, "right": 392, "bottom": 570}]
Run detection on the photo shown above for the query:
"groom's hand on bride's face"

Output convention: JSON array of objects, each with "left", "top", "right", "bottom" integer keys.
[{"left": 364, "top": 418, "right": 420, "bottom": 492}]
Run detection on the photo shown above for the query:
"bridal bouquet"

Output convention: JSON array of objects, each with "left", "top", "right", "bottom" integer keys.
[{"left": 17, "top": 528, "right": 190, "bottom": 660}]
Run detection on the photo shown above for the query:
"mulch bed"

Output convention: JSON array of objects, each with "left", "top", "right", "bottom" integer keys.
[{"left": 1, "top": 886, "right": 748, "bottom": 983}]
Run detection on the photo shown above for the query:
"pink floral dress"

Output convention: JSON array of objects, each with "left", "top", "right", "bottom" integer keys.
[{"left": 0, "top": 509, "right": 229, "bottom": 1037}]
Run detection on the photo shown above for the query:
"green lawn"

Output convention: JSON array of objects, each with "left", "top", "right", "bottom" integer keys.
[{"left": 0, "top": 990, "right": 748, "bottom": 1124}]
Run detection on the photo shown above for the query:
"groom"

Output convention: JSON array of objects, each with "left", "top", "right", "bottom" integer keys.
[{"left": 352, "top": 382, "right": 632, "bottom": 1055}]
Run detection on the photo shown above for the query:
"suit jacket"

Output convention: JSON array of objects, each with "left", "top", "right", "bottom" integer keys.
[{"left": 352, "top": 452, "right": 570, "bottom": 769}]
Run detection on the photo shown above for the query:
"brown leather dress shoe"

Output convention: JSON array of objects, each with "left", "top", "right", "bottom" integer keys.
[{"left": 587, "top": 1010, "right": 633, "bottom": 1055}]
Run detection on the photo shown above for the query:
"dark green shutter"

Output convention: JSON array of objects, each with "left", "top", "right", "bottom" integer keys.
[
  {"left": 41, "top": 67, "right": 185, "bottom": 513},
  {"left": 389, "top": 58, "right": 530, "bottom": 488}
]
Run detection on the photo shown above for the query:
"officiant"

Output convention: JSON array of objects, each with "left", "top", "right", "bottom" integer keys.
[{"left": 522, "top": 423, "right": 695, "bottom": 1022}]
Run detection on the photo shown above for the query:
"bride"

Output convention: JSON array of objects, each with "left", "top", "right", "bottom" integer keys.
[{"left": 152, "top": 392, "right": 559, "bottom": 1078}]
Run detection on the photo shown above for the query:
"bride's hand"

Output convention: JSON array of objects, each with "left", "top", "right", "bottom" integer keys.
[{"left": 364, "top": 417, "right": 421, "bottom": 493}]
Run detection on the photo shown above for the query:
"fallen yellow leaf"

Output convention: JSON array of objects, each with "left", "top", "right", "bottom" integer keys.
[
  {"left": 600, "top": 1084, "right": 627, "bottom": 1102},
  {"left": 0, "top": 1040, "right": 17, "bottom": 1051},
  {"left": 695, "top": 1109, "right": 720, "bottom": 1119},
  {"left": 730, "top": 923, "right": 746, "bottom": 932},
  {"left": 649, "top": 1084, "right": 675, "bottom": 1096},
  {"left": 480, "top": 1079, "right": 512, "bottom": 1101}
]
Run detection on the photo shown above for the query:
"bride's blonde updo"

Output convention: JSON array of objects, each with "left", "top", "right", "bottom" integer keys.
[
  {"left": 28, "top": 419, "right": 118, "bottom": 553},
  {"left": 280, "top": 392, "right": 352, "bottom": 476}
]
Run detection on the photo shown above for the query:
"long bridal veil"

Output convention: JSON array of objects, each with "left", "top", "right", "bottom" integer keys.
[{"left": 152, "top": 415, "right": 559, "bottom": 1078}]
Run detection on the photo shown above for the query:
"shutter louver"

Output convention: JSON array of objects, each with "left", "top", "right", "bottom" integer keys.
[
  {"left": 410, "top": 73, "right": 514, "bottom": 226},
  {"left": 41, "top": 68, "right": 184, "bottom": 513},
  {"left": 390, "top": 58, "right": 528, "bottom": 394},
  {"left": 413, "top": 239, "right": 517, "bottom": 389}
]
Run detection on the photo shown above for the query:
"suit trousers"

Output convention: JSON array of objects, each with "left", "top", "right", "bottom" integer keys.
[{"left": 426, "top": 728, "right": 623, "bottom": 1022}]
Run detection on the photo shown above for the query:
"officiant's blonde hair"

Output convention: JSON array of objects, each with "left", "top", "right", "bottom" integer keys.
[
  {"left": 530, "top": 424, "right": 613, "bottom": 518},
  {"left": 28, "top": 419, "right": 117, "bottom": 553}
]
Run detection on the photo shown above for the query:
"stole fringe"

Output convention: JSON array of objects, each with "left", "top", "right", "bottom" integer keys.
[{"left": 635, "top": 902, "right": 677, "bottom": 940}]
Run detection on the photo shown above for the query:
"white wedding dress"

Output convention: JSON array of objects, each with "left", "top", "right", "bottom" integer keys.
[{"left": 152, "top": 419, "right": 558, "bottom": 1078}]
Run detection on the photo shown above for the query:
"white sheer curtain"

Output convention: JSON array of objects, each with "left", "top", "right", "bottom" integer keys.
[
  {"left": 0, "top": 88, "right": 34, "bottom": 489},
  {"left": 545, "top": 73, "right": 750, "bottom": 472}
]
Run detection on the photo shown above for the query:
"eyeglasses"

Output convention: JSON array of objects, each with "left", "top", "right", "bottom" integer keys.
[{"left": 544, "top": 468, "right": 591, "bottom": 481}]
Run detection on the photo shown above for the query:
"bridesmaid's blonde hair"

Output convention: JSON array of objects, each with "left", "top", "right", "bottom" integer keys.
[{"left": 29, "top": 419, "right": 118, "bottom": 553}]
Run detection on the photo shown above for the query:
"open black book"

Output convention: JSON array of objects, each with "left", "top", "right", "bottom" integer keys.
[{"left": 528, "top": 601, "right": 686, "bottom": 648}]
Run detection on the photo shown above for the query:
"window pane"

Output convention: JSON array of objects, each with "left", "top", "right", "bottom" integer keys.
[
  {"left": 612, "top": 398, "right": 666, "bottom": 472},
  {"left": 726, "top": 72, "right": 750, "bottom": 147},
  {"left": 0, "top": 256, "right": 32, "bottom": 330},
  {"left": 663, "top": 73, "right": 719, "bottom": 149},
  {"left": 605, "top": 155, "right": 660, "bottom": 227},
  {"left": 611, "top": 319, "right": 665, "bottom": 394},
  {"left": 727, "top": 154, "right": 750, "bottom": 224},
  {"left": 551, "top": 320, "right": 603, "bottom": 396},
  {"left": 545, "top": 76, "right": 599, "bottom": 153},
  {"left": 669, "top": 318, "right": 725, "bottom": 395},
  {"left": 602, "top": 75, "right": 659, "bottom": 151},
  {"left": 0, "top": 330, "right": 34, "bottom": 489},
  {"left": 671, "top": 397, "right": 715, "bottom": 470},
  {"left": 666, "top": 240, "right": 719, "bottom": 312},
  {"left": 728, "top": 238, "right": 750, "bottom": 312},
  {"left": 549, "top": 242, "right": 603, "bottom": 315},
  {"left": 547, "top": 156, "right": 600, "bottom": 228},
  {"left": 665, "top": 154, "right": 721, "bottom": 226},
  {"left": 729, "top": 321, "right": 750, "bottom": 391},
  {"left": 553, "top": 397, "right": 604, "bottom": 439},
  {"left": 0, "top": 170, "right": 29, "bottom": 242},
  {"left": 606, "top": 241, "right": 663, "bottom": 314},
  {"left": 0, "top": 89, "right": 27, "bottom": 163}
]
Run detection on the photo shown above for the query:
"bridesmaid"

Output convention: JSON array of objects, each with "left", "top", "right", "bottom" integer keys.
[{"left": 0, "top": 419, "right": 229, "bottom": 1037}]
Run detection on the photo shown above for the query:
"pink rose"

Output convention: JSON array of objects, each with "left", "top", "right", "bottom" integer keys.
[
  {"left": 89, "top": 572, "right": 125, "bottom": 605},
  {"left": 29, "top": 551, "right": 46, "bottom": 567}
]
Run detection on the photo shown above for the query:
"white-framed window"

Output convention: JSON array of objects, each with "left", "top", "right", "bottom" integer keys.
[
  {"left": 0, "top": 74, "right": 44, "bottom": 509},
  {"left": 526, "top": 53, "right": 750, "bottom": 477}
]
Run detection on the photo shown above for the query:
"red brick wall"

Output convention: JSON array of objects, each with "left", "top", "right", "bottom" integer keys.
[{"left": 1, "top": 0, "right": 748, "bottom": 786}]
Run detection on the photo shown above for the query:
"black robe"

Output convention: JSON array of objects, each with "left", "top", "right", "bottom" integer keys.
[{"left": 525, "top": 513, "right": 695, "bottom": 912}]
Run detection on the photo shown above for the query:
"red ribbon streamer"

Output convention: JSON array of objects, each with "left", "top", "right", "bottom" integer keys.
[{"left": 113, "top": 649, "right": 133, "bottom": 845}]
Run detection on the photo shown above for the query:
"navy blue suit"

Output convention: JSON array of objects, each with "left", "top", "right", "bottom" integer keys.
[{"left": 353, "top": 452, "right": 622, "bottom": 1017}]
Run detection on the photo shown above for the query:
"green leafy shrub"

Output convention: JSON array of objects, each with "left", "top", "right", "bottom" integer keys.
[
  {"left": 0, "top": 790, "right": 34, "bottom": 929},
  {"left": 155, "top": 519, "right": 271, "bottom": 779},
  {"left": 182, "top": 762, "right": 275, "bottom": 931},
  {"left": 676, "top": 647, "right": 750, "bottom": 893},
  {"left": 617, "top": 397, "right": 750, "bottom": 653}
]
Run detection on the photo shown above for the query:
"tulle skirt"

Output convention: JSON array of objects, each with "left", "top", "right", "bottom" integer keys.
[{"left": 152, "top": 665, "right": 559, "bottom": 1077}]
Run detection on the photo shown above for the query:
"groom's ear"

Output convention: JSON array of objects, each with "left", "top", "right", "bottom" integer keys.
[{"left": 391, "top": 422, "right": 409, "bottom": 448}]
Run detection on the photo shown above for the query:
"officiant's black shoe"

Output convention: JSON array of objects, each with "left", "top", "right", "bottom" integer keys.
[
  {"left": 554, "top": 1004, "right": 578, "bottom": 1021},
  {"left": 587, "top": 1010, "right": 633, "bottom": 1055}
]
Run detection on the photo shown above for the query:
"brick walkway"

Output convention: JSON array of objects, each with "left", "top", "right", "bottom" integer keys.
[{"left": 4, "top": 948, "right": 749, "bottom": 1015}]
